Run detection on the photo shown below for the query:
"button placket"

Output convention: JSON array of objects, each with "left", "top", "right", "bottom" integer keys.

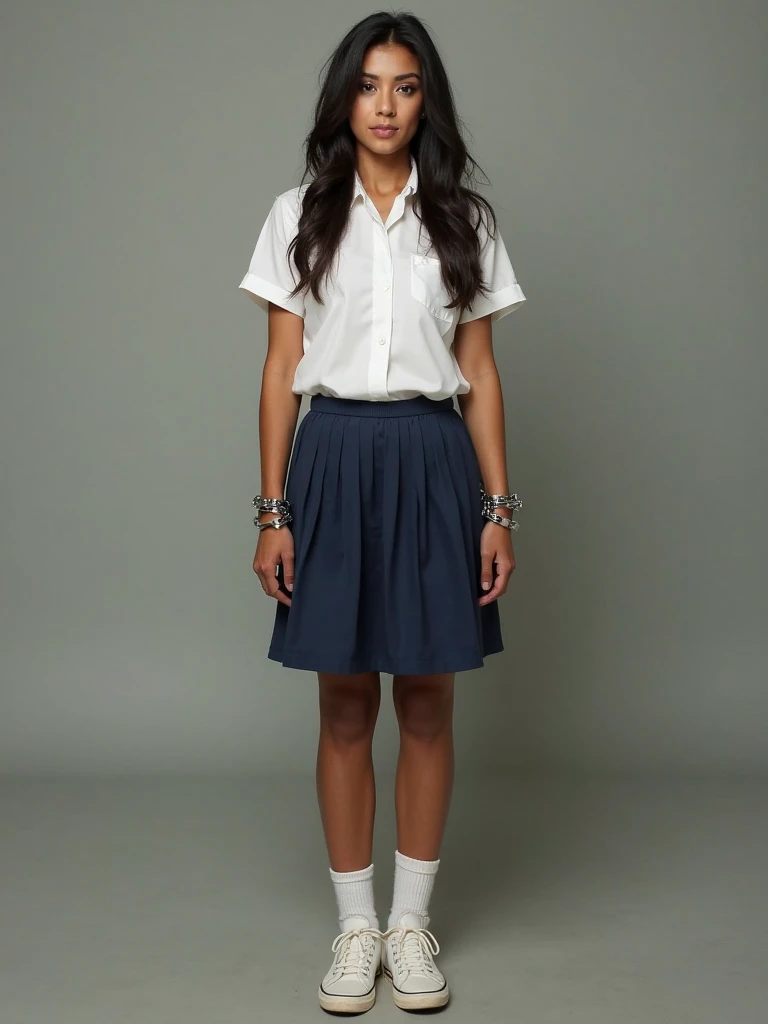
[{"left": 368, "top": 218, "right": 394, "bottom": 399}]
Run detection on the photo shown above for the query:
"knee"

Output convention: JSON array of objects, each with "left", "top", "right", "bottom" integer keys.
[
  {"left": 393, "top": 676, "right": 454, "bottom": 740},
  {"left": 319, "top": 676, "right": 380, "bottom": 746}
]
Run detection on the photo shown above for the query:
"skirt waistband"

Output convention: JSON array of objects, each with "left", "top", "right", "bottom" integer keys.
[{"left": 309, "top": 394, "right": 455, "bottom": 418}]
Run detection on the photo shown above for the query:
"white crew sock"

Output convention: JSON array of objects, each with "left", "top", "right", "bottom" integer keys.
[
  {"left": 329, "top": 862, "right": 379, "bottom": 933},
  {"left": 387, "top": 849, "right": 440, "bottom": 930}
]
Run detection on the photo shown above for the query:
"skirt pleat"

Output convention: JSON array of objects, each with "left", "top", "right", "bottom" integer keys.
[{"left": 267, "top": 394, "right": 504, "bottom": 674}]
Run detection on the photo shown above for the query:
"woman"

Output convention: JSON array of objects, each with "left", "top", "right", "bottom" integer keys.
[{"left": 238, "top": 11, "right": 526, "bottom": 1014}]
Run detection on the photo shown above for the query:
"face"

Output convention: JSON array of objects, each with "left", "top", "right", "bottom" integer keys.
[{"left": 349, "top": 43, "right": 424, "bottom": 157}]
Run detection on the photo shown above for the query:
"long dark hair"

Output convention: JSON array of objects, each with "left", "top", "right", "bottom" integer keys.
[{"left": 285, "top": 10, "right": 500, "bottom": 317}]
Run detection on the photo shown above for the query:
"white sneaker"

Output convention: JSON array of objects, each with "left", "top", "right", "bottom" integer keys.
[
  {"left": 317, "top": 915, "right": 382, "bottom": 1014},
  {"left": 381, "top": 912, "right": 450, "bottom": 1010}
]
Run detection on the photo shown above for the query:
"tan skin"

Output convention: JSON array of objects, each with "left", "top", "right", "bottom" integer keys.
[{"left": 252, "top": 43, "right": 516, "bottom": 872}]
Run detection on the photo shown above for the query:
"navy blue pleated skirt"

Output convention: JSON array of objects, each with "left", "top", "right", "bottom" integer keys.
[{"left": 268, "top": 393, "right": 504, "bottom": 674}]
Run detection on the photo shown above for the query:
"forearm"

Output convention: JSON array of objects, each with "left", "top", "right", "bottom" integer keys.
[
  {"left": 258, "top": 361, "right": 302, "bottom": 506},
  {"left": 456, "top": 368, "right": 512, "bottom": 501}
]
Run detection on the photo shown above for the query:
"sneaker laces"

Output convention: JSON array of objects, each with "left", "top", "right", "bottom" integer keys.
[
  {"left": 381, "top": 924, "right": 440, "bottom": 976},
  {"left": 329, "top": 927, "right": 381, "bottom": 979}
]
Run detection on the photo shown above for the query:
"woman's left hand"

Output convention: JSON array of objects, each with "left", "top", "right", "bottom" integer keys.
[{"left": 478, "top": 521, "right": 516, "bottom": 605}]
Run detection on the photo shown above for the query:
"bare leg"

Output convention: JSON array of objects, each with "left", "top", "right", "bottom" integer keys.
[
  {"left": 391, "top": 672, "right": 455, "bottom": 860},
  {"left": 316, "top": 670, "right": 382, "bottom": 872}
]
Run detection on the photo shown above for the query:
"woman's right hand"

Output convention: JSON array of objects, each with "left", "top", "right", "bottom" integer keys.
[{"left": 253, "top": 514, "right": 295, "bottom": 607}]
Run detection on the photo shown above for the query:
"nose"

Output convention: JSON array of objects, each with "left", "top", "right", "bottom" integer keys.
[{"left": 377, "top": 92, "right": 395, "bottom": 116}]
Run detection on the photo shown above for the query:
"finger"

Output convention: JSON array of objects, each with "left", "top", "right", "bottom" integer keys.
[
  {"left": 479, "top": 550, "right": 494, "bottom": 592},
  {"left": 270, "top": 560, "right": 293, "bottom": 606},
  {"left": 478, "top": 562, "right": 512, "bottom": 605},
  {"left": 282, "top": 552, "right": 295, "bottom": 593},
  {"left": 257, "top": 566, "right": 292, "bottom": 607}
]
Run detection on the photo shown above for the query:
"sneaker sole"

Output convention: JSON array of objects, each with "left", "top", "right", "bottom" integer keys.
[
  {"left": 382, "top": 963, "right": 451, "bottom": 1010},
  {"left": 318, "top": 967, "right": 381, "bottom": 1014}
]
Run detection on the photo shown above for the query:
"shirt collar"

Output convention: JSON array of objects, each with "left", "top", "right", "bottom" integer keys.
[{"left": 353, "top": 154, "right": 419, "bottom": 202}]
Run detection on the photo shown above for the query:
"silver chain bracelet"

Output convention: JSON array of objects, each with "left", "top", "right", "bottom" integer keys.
[
  {"left": 252, "top": 495, "right": 293, "bottom": 531},
  {"left": 252, "top": 488, "right": 520, "bottom": 532},
  {"left": 480, "top": 483, "right": 522, "bottom": 531}
]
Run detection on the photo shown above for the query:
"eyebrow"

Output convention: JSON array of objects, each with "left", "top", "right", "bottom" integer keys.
[{"left": 360, "top": 71, "right": 422, "bottom": 81}]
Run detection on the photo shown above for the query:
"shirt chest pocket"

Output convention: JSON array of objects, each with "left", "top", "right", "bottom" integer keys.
[{"left": 410, "top": 254, "right": 453, "bottom": 322}]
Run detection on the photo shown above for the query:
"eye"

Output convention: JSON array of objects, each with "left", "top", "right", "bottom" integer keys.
[{"left": 359, "top": 82, "right": 419, "bottom": 95}]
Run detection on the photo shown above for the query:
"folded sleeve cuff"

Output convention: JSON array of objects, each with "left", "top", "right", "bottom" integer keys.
[
  {"left": 459, "top": 281, "right": 527, "bottom": 324},
  {"left": 238, "top": 272, "right": 305, "bottom": 318}
]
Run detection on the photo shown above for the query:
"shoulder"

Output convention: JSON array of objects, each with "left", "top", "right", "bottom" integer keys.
[
  {"left": 274, "top": 183, "right": 311, "bottom": 221},
  {"left": 468, "top": 198, "right": 496, "bottom": 243}
]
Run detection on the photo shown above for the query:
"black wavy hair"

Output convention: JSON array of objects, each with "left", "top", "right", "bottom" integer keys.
[{"left": 284, "top": 10, "right": 500, "bottom": 318}]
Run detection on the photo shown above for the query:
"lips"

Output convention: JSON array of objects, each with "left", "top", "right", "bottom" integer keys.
[{"left": 371, "top": 126, "right": 398, "bottom": 136}]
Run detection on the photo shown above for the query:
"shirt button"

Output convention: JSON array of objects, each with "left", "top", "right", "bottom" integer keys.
[
  {"left": 378, "top": 337, "right": 386, "bottom": 346},
  {"left": 383, "top": 283, "right": 390, "bottom": 291}
]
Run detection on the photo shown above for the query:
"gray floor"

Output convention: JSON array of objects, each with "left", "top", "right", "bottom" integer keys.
[{"left": 1, "top": 775, "right": 766, "bottom": 1023}]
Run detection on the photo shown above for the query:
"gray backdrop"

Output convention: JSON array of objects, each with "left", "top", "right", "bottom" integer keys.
[{"left": 1, "top": 0, "right": 765, "bottom": 776}]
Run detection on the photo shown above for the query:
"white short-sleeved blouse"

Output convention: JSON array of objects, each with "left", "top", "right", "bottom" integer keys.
[{"left": 238, "top": 155, "right": 526, "bottom": 401}]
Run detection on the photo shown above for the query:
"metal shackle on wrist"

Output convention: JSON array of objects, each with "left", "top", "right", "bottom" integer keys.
[{"left": 252, "top": 494, "right": 293, "bottom": 531}]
